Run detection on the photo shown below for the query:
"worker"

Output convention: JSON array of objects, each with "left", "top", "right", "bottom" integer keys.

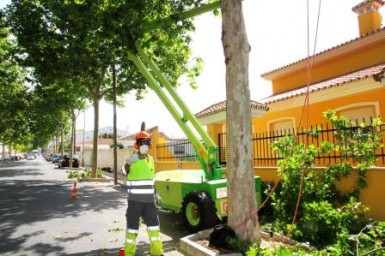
[{"left": 121, "top": 129, "right": 164, "bottom": 256}]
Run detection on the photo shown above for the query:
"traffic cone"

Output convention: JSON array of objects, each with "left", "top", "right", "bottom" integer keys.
[
  {"left": 118, "top": 248, "right": 125, "bottom": 256},
  {"left": 70, "top": 181, "right": 78, "bottom": 200}
]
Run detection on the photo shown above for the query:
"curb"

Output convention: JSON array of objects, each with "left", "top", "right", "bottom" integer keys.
[
  {"left": 180, "top": 229, "right": 242, "bottom": 256},
  {"left": 78, "top": 177, "right": 112, "bottom": 182}
]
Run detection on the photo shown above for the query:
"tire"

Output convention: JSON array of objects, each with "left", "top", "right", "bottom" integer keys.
[{"left": 182, "top": 190, "right": 218, "bottom": 233}]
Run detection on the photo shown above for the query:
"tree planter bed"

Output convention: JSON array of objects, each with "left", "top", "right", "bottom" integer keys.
[{"left": 180, "top": 229, "right": 309, "bottom": 256}]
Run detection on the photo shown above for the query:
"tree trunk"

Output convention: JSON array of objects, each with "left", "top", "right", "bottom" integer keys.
[
  {"left": 112, "top": 65, "right": 118, "bottom": 185},
  {"left": 70, "top": 109, "right": 76, "bottom": 168},
  {"left": 221, "top": 0, "right": 260, "bottom": 241},
  {"left": 91, "top": 97, "right": 99, "bottom": 178},
  {"left": 60, "top": 132, "right": 63, "bottom": 155}
]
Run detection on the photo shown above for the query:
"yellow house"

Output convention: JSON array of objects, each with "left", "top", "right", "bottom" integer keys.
[{"left": 194, "top": 0, "right": 385, "bottom": 220}]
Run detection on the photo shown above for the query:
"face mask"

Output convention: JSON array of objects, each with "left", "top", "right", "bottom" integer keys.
[{"left": 139, "top": 145, "right": 149, "bottom": 154}]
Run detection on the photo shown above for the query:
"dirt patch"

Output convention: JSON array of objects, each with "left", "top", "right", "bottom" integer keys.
[
  {"left": 193, "top": 231, "right": 309, "bottom": 255},
  {"left": 196, "top": 239, "right": 234, "bottom": 254}
]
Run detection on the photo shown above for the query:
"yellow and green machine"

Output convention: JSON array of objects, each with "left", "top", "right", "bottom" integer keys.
[
  {"left": 127, "top": 2, "right": 262, "bottom": 232},
  {"left": 129, "top": 48, "right": 262, "bottom": 232}
]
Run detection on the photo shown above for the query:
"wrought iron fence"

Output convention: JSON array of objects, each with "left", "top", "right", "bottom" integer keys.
[
  {"left": 219, "top": 121, "right": 385, "bottom": 166},
  {"left": 157, "top": 121, "right": 385, "bottom": 166},
  {"left": 156, "top": 139, "right": 198, "bottom": 162}
]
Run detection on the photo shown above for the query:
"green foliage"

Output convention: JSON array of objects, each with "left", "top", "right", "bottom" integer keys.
[
  {"left": 110, "top": 143, "right": 124, "bottom": 149},
  {"left": 269, "top": 110, "right": 384, "bottom": 253},
  {"left": 240, "top": 242, "right": 311, "bottom": 256},
  {"left": 67, "top": 168, "right": 103, "bottom": 179},
  {"left": 318, "top": 222, "right": 385, "bottom": 255},
  {"left": 226, "top": 236, "right": 254, "bottom": 254},
  {"left": 0, "top": 17, "right": 31, "bottom": 148},
  {"left": 5, "top": 0, "right": 207, "bottom": 100},
  {"left": 108, "top": 227, "right": 124, "bottom": 232},
  {"left": 5, "top": 0, "right": 209, "bottom": 176},
  {"left": 294, "top": 198, "right": 369, "bottom": 248},
  {"left": 322, "top": 110, "right": 383, "bottom": 168}
]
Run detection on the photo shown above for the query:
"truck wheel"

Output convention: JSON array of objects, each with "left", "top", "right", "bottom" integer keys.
[{"left": 182, "top": 190, "right": 218, "bottom": 233}]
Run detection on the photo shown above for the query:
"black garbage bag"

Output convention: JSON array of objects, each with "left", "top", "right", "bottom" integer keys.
[{"left": 209, "top": 224, "right": 236, "bottom": 250}]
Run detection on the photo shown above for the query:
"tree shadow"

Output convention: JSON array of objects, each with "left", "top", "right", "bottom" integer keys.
[
  {"left": 0, "top": 159, "right": 189, "bottom": 255},
  {"left": 0, "top": 165, "right": 126, "bottom": 255}
]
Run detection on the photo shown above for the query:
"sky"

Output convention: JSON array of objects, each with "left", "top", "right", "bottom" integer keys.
[{"left": 1, "top": 0, "right": 384, "bottom": 138}]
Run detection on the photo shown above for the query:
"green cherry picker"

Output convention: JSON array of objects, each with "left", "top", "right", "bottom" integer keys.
[
  {"left": 128, "top": 48, "right": 262, "bottom": 232},
  {"left": 125, "top": 1, "right": 261, "bottom": 232}
]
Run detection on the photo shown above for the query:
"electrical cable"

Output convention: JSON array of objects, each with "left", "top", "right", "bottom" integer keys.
[
  {"left": 290, "top": 0, "right": 322, "bottom": 235},
  {"left": 232, "top": 0, "right": 323, "bottom": 235}
]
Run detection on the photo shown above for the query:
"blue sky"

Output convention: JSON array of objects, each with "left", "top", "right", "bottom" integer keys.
[{"left": 1, "top": 1, "right": 384, "bottom": 137}]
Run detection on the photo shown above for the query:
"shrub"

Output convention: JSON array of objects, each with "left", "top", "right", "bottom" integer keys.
[
  {"left": 67, "top": 168, "right": 103, "bottom": 179},
  {"left": 269, "top": 110, "right": 383, "bottom": 251}
]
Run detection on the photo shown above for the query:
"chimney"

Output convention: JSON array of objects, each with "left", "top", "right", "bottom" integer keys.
[{"left": 352, "top": 0, "right": 384, "bottom": 36}]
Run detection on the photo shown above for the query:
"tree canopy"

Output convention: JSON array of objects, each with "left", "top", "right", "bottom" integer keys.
[
  {"left": 5, "top": 0, "right": 206, "bottom": 175},
  {"left": 1, "top": 0, "right": 262, "bottom": 243},
  {"left": 0, "top": 15, "right": 30, "bottom": 150}
]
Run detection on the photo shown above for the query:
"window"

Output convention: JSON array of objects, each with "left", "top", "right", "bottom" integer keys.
[
  {"left": 336, "top": 102, "right": 379, "bottom": 124},
  {"left": 268, "top": 118, "right": 295, "bottom": 132}
]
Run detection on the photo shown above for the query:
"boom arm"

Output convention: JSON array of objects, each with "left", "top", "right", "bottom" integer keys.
[{"left": 128, "top": 49, "right": 223, "bottom": 180}]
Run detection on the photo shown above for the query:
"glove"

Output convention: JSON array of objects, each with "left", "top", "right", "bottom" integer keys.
[
  {"left": 120, "top": 166, "right": 127, "bottom": 176},
  {"left": 155, "top": 193, "right": 162, "bottom": 207},
  {"left": 127, "top": 153, "right": 139, "bottom": 165}
]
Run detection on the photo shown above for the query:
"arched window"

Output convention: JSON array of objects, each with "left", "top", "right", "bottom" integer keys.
[
  {"left": 268, "top": 118, "right": 295, "bottom": 132},
  {"left": 335, "top": 102, "right": 379, "bottom": 124}
]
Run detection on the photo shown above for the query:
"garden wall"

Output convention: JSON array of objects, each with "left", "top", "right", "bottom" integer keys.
[{"left": 255, "top": 167, "right": 385, "bottom": 221}]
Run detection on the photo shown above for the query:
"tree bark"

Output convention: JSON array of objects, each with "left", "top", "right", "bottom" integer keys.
[
  {"left": 91, "top": 96, "right": 99, "bottom": 178},
  {"left": 221, "top": 0, "right": 260, "bottom": 241},
  {"left": 70, "top": 109, "right": 76, "bottom": 168},
  {"left": 112, "top": 65, "right": 118, "bottom": 185}
]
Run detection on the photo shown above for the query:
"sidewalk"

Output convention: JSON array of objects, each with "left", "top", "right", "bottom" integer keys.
[
  {"left": 0, "top": 157, "right": 187, "bottom": 255},
  {"left": 102, "top": 170, "right": 188, "bottom": 256}
]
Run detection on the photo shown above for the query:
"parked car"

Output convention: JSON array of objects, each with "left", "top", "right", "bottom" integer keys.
[
  {"left": 44, "top": 153, "right": 53, "bottom": 161},
  {"left": 27, "top": 154, "right": 35, "bottom": 160},
  {"left": 58, "top": 155, "right": 80, "bottom": 169},
  {"left": 51, "top": 154, "right": 62, "bottom": 164}
]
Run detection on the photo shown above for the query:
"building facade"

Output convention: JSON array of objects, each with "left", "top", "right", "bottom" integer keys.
[{"left": 193, "top": 0, "right": 385, "bottom": 220}]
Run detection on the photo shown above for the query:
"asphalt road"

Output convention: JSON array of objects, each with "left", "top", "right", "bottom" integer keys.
[{"left": 0, "top": 156, "right": 188, "bottom": 256}]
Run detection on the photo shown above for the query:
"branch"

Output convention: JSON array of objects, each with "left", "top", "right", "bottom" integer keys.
[
  {"left": 143, "top": 1, "right": 220, "bottom": 32},
  {"left": 362, "top": 247, "right": 385, "bottom": 256}
]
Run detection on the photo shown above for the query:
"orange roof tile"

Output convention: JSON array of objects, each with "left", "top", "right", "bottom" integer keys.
[
  {"left": 195, "top": 100, "right": 269, "bottom": 119},
  {"left": 260, "top": 63, "right": 385, "bottom": 104},
  {"left": 261, "top": 27, "right": 385, "bottom": 78},
  {"left": 118, "top": 126, "right": 170, "bottom": 141},
  {"left": 352, "top": 0, "right": 384, "bottom": 12}
]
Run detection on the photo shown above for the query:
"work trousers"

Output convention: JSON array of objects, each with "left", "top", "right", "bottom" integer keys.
[{"left": 125, "top": 200, "right": 163, "bottom": 256}]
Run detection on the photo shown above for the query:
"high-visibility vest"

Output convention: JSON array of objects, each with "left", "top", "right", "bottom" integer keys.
[{"left": 126, "top": 155, "right": 155, "bottom": 202}]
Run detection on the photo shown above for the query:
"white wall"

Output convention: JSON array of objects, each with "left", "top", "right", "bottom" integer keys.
[{"left": 82, "top": 147, "right": 134, "bottom": 170}]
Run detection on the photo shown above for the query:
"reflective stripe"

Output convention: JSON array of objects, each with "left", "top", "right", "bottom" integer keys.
[
  {"left": 147, "top": 226, "right": 160, "bottom": 231},
  {"left": 128, "top": 188, "right": 155, "bottom": 194},
  {"left": 127, "top": 185, "right": 153, "bottom": 191},
  {"left": 127, "top": 229, "right": 138, "bottom": 234},
  {"left": 150, "top": 237, "right": 161, "bottom": 241},
  {"left": 127, "top": 180, "right": 154, "bottom": 186}
]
